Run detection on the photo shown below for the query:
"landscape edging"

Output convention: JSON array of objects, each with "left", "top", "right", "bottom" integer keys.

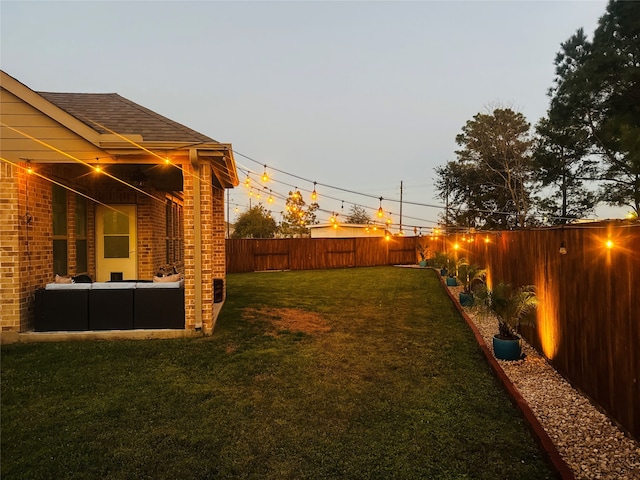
[{"left": 436, "top": 270, "right": 575, "bottom": 480}]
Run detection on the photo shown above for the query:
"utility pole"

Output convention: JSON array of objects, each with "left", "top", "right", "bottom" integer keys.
[{"left": 399, "top": 180, "right": 403, "bottom": 235}]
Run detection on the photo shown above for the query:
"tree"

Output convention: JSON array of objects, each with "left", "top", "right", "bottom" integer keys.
[
  {"left": 345, "top": 205, "right": 371, "bottom": 224},
  {"left": 547, "top": 1, "right": 640, "bottom": 216},
  {"left": 279, "top": 190, "right": 319, "bottom": 237},
  {"left": 231, "top": 204, "right": 277, "bottom": 238},
  {"left": 435, "top": 108, "right": 536, "bottom": 229},
  {"left": 533, "top": 116, "right": 597, "bottom": 223}
]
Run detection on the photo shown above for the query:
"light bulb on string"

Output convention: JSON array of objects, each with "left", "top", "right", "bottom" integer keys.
[
  {"left": 268, "top": 190, "right": 274, "bottom": 203},
  {"left": 26, "top": 160, "right": 33, "bottom": 174},
  {"left": 244, "top": 176, "right": 250, "bottom": 188},
  {"left": 311, "top": 182, "right": 317, "bottom": 201},
  {"left": 377, "top": 197, "right": 384, "bottom": 218},
  {"left": 94, "top": 158, "right": 101, "bottom": 173},
  {"left": 261, "top": 165, "right": 269, "bottom": 182}
]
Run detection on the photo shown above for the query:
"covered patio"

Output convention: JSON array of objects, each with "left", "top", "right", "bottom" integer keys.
[{"left": 0, "top": 71, "right": 238, "bottom": 336}]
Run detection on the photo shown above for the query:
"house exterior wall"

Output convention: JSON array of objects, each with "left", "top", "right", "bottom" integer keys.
[
  {"left": 0, "top": 88, "right": 104, "bottom": 163},
  {"left": 91, "top": 174, "right": 183, "bottom": 280}
]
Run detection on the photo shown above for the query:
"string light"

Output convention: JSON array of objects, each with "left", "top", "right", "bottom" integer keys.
[
  {"left": 26, "top": 160, "right": 33, "bottom": 174},
  {"left": 311, "top": 182, "right": 317, "bottom": 201},
  {"left": 377, "top": 197, "right": 384, "bottom": 218},
  {"left": 244, "top": 176, "right": 250, "bottom": 188},
  {"left": 261, "top": 165, "right": 269, "bottom": 182},
  {"left": 268, "top": 190, "right": 274, "bottom": 203},
  {"left": 234, "top": 162, "right": 438, "bottom": 229},
  {"left": 94, "top": 158, "right": 101, "bottom": 173},
  {"left": 606, "top": 240, "right": 613, "bottom": 249}
]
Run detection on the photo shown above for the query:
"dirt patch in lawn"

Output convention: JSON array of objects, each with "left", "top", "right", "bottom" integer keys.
[{"left": 243, "top": 307, "right": 331, "bottom": 336}]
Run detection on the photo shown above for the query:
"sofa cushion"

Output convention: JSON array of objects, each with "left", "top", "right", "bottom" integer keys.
[
  {"left": 45, "top": 283, "right": 92, "bottom": 290},
  {"left": 91, "top": 282, "right": 137, "bottom": 289},
  {"left": 136, "top": 279, "right": 184, "bottom": 289}
]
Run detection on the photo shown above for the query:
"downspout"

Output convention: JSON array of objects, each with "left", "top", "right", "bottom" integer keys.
[{"left": 190, "top": 149, "right": 203, "bottom": 330}]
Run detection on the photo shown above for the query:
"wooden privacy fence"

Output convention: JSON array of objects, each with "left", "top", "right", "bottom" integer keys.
[
  {"left": 440, "top": 221, "right": 639, "bottom": 440},
  {"left": 226, "top": 236, "right": 419, "bottom": 273}
]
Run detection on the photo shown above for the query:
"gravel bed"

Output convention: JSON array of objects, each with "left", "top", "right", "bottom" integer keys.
[{"left": 447, "top": 285, "right": 640, "bottom": 480}]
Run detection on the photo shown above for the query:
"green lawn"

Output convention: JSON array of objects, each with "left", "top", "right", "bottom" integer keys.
[{"left": 1, "top": 267, "right": 555, "bottom": 479}]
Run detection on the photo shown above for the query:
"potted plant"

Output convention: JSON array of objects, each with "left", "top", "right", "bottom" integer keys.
[
  {"left": 434, "top": 251, "right": 450, "bottom": 277},
  {"left": 457, "top": 261, "right": 486, "bottom": 306},
  {"left": 475, "top": 282, "right": 537, "bottom": 361},
  {"left": 417, "top": 243, "right": 428, "bottom": 267}
]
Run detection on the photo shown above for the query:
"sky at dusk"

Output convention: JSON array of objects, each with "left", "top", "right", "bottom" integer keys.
[{"left": 2, "top": 0, "right": 623, "bottom": 230}]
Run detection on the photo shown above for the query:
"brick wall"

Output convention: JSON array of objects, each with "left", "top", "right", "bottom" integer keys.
[
  {"left": 0, "top": 162, "right": 55, "bottom": 331},
  {"left": 183, "top": 163, "right": 196, "bottom": 330},
  {"left": 92, "top": 172, "right": 180, "bottom": 280},
  {"left": 182, "top": 160, "right": 227, "bottom": 333},
  {"left": 0, "top": 162, "right": 21, "bottom": 332}
]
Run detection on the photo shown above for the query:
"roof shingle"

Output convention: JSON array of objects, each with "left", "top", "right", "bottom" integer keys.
[{"left": 38, "top": 92, "right": 215, "bottom": 144}]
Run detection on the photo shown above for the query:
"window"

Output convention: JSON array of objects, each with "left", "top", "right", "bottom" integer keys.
[
  {"left": 103, "top": 210, "right": 130, "bottom": 258},
  {"left": 75, "top": 195, "right": 88, "bottom": 273},
  {"left": 52, "top": 185, "right": 68, "bottom": 275},
  {"left": 165, "top": 198, "right": 183, "bottom": 264}
]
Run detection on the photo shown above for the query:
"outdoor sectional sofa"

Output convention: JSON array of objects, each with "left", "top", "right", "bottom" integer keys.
[{"left": 34, "top": 280, "right": 185, "bottom": 332}]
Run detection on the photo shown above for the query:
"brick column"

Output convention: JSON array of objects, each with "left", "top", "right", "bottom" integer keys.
[
  {"left": 178, "top": 158, "right": 227, "bottom": 334},
  {"left": 0, "top": 162, "right": 21, "bottom": 333},
  {"left": 183, "top": 163, "right": 197, "bottom": 330},
  {"left": 198, "top": 162, "right": 215, "bottom": 333}
]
